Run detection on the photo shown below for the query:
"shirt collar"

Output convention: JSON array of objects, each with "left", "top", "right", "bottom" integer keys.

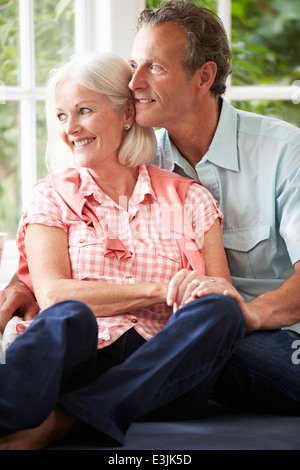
[
  {"left": 77, "top": 166, "right": 156, "bottom": 206},
  {"left": 202, "top": 98, "right": 239, "bottom": 172},
  {"left": 78, "top": 168, "right": 102, "bottom": 199},
  {"left": 130, "top": 165, "right": 157, "bottom": 205}
]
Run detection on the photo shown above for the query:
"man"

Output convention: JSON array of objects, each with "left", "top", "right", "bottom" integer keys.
[
  {"left": 128, "top": 1, "right": 300, "bottom": 411},
  {"left": 1, "top": 0, "right": 300, "bottom": 414}
]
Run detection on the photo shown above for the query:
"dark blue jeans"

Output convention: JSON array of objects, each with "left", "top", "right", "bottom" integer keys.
[
  {"left": 213, "top": 328, "right": 300, "bottom": 414},
  {"left": 0, "top": 295, "right": 244, "bottom": 443}
]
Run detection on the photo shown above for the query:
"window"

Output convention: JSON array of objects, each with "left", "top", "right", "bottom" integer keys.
[{"left": 225, "top": 0, "right": 300, "bottom": 127}]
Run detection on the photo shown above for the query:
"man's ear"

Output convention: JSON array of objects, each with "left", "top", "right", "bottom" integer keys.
[
  {"left": 196, "top": 61, "right": 217, "bottom": 94},
  {"left": 124, "top": 99, "right": 136, "bottom": 127}
]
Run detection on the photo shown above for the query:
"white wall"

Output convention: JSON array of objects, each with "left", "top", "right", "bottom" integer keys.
[{"left": 95, "top": 0, "right": 146, "bottom": 60}]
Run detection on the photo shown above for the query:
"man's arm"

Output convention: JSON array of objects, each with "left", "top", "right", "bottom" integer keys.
[
  {"left": 0, "top": 273, "right": 38, "bottom": 333},
  {"left": 246, "top": 260, "right": 300, "bottom": 331}
]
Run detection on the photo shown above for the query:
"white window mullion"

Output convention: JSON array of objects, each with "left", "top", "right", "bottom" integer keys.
[
  {"left": 218, "top": 0, "right": 232, "bottom": 97},
  {"left": 217, "top": 0, "right": 232, "bottom": 40},
  {"left": 74, "top": 0, "right": 96, "bottom": 54},
  {"left": 228, "top": 85, "right": 298, "bottom": 102},
  {"left": 19, "top": 0, "right": 36, "bottom": 209}
]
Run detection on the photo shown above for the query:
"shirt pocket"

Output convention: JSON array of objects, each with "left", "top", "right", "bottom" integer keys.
[
  {"left": 68, "top": 226, "right": 105, "bottom": 279},
  {"left": 222, "top": 222, "right": 275, "bottom": 278},
  {"left": 151, "top": 240, "right": 180, "bottom": 282}
]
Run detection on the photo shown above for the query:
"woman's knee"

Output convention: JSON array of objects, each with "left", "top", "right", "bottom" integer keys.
[{"left": 176, "top": 294, "right": 245, "bottom": 333}]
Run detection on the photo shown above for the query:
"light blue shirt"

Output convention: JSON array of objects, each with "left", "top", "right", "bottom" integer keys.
[{"left": 152, "top": 99, "right": 300, "bottom": 331}]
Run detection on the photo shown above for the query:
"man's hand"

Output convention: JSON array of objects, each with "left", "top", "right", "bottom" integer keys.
[
  {"left": 0, "top": 277, "right": 38, "bottom": 333},
  {"left": 167, "top": 269, "right": 262, "bottom": 332}
]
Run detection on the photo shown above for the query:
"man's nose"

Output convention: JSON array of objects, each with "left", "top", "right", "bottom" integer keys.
[{"left": 129, "top": 67, "right": 146, "bottom": 91}]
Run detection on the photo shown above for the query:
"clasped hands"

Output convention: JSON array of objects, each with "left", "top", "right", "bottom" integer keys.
[
  {"left": 166, "top": 269, "right": 260, "bottom": 332},
  {"left": 167, "top": 267, "right": 247, "bottom": 312}
]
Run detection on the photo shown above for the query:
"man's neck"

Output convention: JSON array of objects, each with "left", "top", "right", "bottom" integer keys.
[{"left": 168, "top": 96, "right": 221, "bottom": 168}]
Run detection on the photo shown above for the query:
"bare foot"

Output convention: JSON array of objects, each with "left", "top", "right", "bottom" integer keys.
[{"left": 0, "top": 406, "right": 80, "bottom": 450}]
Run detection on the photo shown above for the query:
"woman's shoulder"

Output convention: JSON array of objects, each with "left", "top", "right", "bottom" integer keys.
[
  {"left": 34, "top": 168, "right": 80, "bottom": 186},
  {"left": 146, "top": 164, "right": 194, "bottom": 183}
]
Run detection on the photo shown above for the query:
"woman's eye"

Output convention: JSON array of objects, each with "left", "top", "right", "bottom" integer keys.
[
  {"left": 57, "top": 113, "right": 67, "bottom": 121},
  {"left": 80, "top": 107, "right": 92, "bottom": 115}
]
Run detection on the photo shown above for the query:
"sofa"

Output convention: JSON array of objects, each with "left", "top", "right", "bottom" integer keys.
[{"left": 47, "top": 400, "right": 300, "bottom": 451}]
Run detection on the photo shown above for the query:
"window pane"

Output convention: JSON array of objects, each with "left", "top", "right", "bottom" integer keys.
[
  {"left": 0, "top": 101, "right": 20, "bottom": 239},
  {"left": 232, "top": 99, "right": 300, "bottom": 128},
  {"left": 231, "top": 0, "right": 300, "bottom": 86},
  {"left": 36, "top": 100, "right": 48, "bottom": 180},
  {"left": 34, "top": 0, "right": 75, "bottom": 87},
  {"left": 0, "top": 0, "right": 20, "bottom": 86}
]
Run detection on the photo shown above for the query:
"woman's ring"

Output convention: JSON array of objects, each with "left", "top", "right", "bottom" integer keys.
[{"left": 191, "top": 279, "right": 201, "bottom": 287}]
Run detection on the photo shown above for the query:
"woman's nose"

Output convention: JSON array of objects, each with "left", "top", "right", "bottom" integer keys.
[{"left": 66, "top": 116, "right": 80, "bottom": 135}]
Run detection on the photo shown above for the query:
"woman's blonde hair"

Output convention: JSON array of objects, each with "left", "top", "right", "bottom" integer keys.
[{"left": 45, "top": 52, "right": 157, "bottom": 173}]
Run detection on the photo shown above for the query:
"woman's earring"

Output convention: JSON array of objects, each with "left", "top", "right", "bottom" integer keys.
[{"left": 124, "top": 124, "right": 131, "bottom": 130}]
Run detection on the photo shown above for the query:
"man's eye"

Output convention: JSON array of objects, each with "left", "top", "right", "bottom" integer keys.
[
  {"left": 150, "top": 64, "right": 161, "bottom": 72},
  {"left": 57, "top": 113, "right": 67, "bottom": 121}
]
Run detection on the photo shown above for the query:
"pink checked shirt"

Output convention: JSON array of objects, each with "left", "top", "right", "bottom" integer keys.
[{"left": 17, "top": 165, "right": 222, "bottom": 349}]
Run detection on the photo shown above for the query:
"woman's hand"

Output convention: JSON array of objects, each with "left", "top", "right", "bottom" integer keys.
[
  {"left": 167, "top": 269, "right": 261, "bottom": 332},
  {"left": 167, "top": 269, "right": 235, "bottom": 312},
  {"left": 166, "top": 269, "right": 210, "bottom": 312}
]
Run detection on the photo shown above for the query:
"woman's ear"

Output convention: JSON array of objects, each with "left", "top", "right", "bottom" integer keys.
[
  {"left": 196, "top": 61, "right": 217, "bottom": 94},
  {"left": 124, "top": 99, "right": 136, "bottom": 127}
]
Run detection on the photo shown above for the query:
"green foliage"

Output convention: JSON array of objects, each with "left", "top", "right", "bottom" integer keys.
[
  {"left": 231, "top": 0, "right": 300, "bottom": 86},
  {"left": 34, "top": 0, "right": 74, "bottom": 86},
  {"left": 0, "top": 0, "right": 19, "bottom": 85}
]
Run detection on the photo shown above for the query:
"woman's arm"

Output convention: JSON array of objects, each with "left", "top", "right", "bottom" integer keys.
[
  {"left": 167, "top": 218, "right": 232, "bottom": 310},
  {"left": 25, "top": 224, "right": 168, "bottom": 316}
]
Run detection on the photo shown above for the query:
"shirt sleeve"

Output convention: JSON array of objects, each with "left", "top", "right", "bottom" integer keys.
[
  {"left": 277, "top": 143, "right": 300, "bottom": 265},
  {"left": 185, "top": 182, "right": 223, "bottom": 240},
  {"left": 16, "top": 178, "right": 68, "bottom": 262}
]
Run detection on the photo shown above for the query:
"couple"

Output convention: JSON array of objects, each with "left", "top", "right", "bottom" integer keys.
[{"left": 1, "top": 1, "right": 300, "bottom": 450}]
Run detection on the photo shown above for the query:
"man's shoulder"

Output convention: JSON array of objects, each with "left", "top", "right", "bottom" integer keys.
[{"left": 237, "top": 107, "right": 300, "bottom": 144}]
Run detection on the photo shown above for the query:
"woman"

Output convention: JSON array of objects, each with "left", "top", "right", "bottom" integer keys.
[{"left": 0, "top": 53, "right": 246, "bottom": 450}]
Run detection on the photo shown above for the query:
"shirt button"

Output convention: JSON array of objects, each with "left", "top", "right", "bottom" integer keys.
[
  {"left": 131, "top": 318, "right": 137, "bottom": 323},
  {"left": 79, "top": 238, "right": 85, "bottom": 244},
  {"left": 125, "top": 274, "right": 133, "bottom": 279}
]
